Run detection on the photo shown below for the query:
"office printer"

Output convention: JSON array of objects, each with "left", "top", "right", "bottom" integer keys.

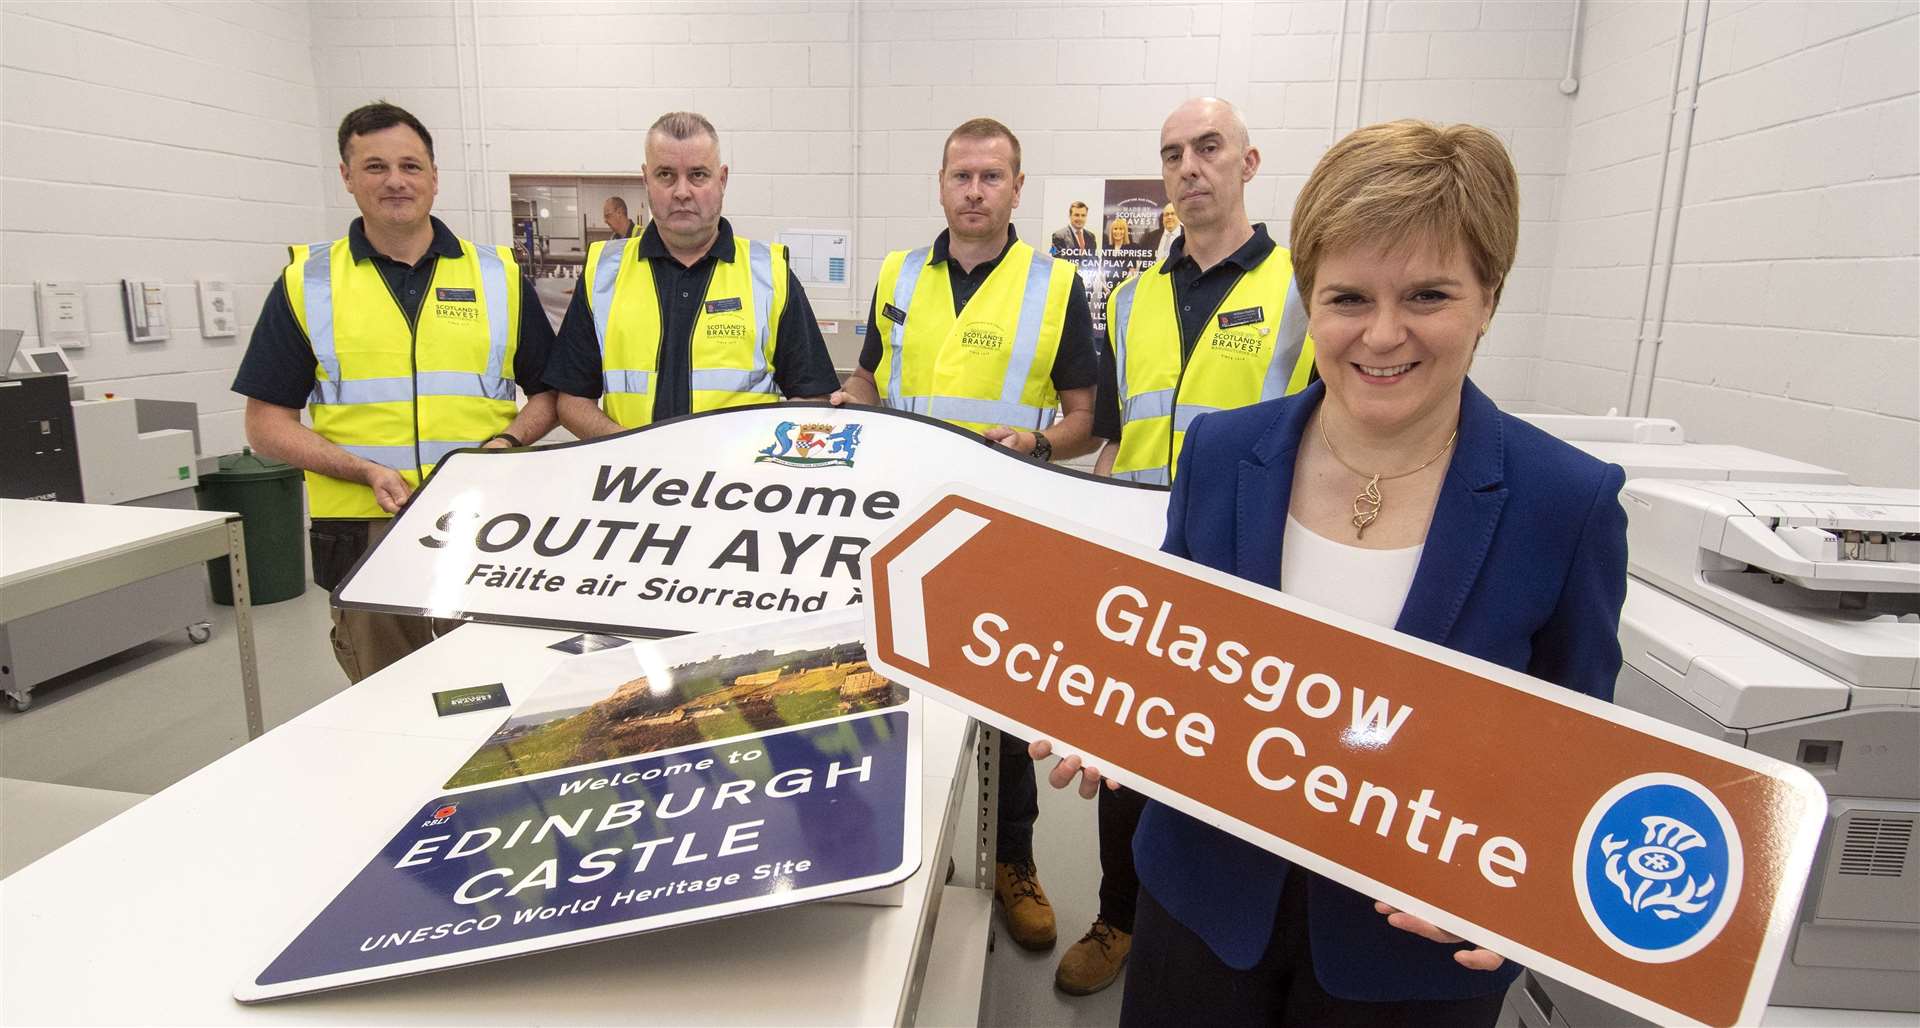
[
  {"left": 1618, "top": 480, "right": 1919, "bottom": 1012},
  {"left": 1506, "top": 480, "right": 1920, "bottom": 1027},
  {"left": 1513, "top": 413, "right": 1848, "bottom": 484},
  {"left": 1499, "top": 411, "right": 1919, "bottom": 1025}
]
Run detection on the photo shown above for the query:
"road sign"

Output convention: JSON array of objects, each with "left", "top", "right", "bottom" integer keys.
[
  {"left": 240, "top": 608, "right": 919, "bottom": 1002},
  {"left": 863, "top": 488, "right": 1827, "bottom": 1028},
  {"left": 334, "top": 404, "right": 1167, "bottom": 637}
]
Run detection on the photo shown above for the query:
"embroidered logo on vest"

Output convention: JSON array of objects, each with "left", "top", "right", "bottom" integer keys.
[{"left": 959, "top": 326, "right": 1006, "bottom": 353}]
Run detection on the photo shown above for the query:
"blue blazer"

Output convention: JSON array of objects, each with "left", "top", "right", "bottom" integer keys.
[{"left": 1133, "top": 378, "right": 1628, "bottom": 1002}]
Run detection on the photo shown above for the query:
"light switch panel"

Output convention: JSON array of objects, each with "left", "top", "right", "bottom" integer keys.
[
  {"left": 122, "top": 279, "right": 170, "bottom": 343},
  {"left": 196, "top": 277, "right": 237, "bottom": 338}
]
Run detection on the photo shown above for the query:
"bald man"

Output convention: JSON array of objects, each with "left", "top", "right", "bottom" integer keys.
[{"left": 1059, "top": 97, "right": 1316, "bottom": 997}]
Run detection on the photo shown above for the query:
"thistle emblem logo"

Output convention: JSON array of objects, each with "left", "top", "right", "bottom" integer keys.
[
  {"left": 1602, "top": 815, "right": 1717, "bottom": 920},
  {"left": 1574, "top": 774, "right": 1742, "bottom": 963}
]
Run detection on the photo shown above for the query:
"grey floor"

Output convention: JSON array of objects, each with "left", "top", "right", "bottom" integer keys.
[
  {"left": 0, "top": 581, "right": 1126, "bottom": 1025},
  {"left": 0, "top": 585, "right": 341, "bottom": 794},
  {"left": 981, "top": 772, "right": 1132, "bottom": 1027}
]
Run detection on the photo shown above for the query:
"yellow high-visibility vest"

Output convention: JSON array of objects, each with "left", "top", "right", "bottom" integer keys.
[
  {"left": 1106, "top": 248, "right": 1315, "bottom": 484},
  {"left": 284, "top": 236, "right": 522, "bottom": 519},
  {"left": 871, "top": 239, "right": 1075, "bottom": 435},
  {"left": 583, "top": 234, "right": 789, "bottom": 428}
]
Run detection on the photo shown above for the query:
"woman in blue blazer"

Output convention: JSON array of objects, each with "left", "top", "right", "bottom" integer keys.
[{"left": 1040, "top": 121, "right": 1628, "bottom": 1026}]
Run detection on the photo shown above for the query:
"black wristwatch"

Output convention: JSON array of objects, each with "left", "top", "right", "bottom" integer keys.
[
  {"left": 1029, "top": 432, "right": 1052, "bottom": 463},
  {"left": 485, "top": 432, "right": 524, "bottom": 448}
]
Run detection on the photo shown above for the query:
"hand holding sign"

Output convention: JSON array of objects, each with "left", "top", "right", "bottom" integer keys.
[
  {"left": 864, "top": 488, "right": 1826, "bottom": 1028},
  {"left": 1029, "top": 733, "right": 1507, "bottom": 966},
  {"left": 1028, "top": 738, "right": 1117, "bottom": 798},
  {"left": 1373, "top": 901, "right": 1506, "bottom": 971}
]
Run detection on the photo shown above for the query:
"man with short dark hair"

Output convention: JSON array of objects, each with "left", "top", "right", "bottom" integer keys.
[
  {"left": 603, "top": 196, "right": 636, "bottom": 239},
  {"left": 1050, "top": 200, "right": 1100, "bottom": 256},
  {"left": 233, "top": 100, "right": 558, "bottom": 682},
  {"left": 832, "top": 117, "right": 1110, "bottom": 957},
  {"left": 545, "top": 112, "right": 837, "bottom": 436}
]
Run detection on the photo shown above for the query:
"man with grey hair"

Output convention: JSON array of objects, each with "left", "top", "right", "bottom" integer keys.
[
  {"left": 546, "top": 111, "right": 836, "bottom": 435},
  {"left": 1053, "top": 97, "right": 1317, "bottom": 997}
]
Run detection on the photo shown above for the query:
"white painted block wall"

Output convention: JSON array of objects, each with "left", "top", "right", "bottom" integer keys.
[
  {"left": 0, "top": 0, "right": 325, "bottom": 457},
  {"left": 1537, "top": 0, "right": 1918, "bottom": 486},
  {"left": 5, "top": 0, "right": 1913, "bottom": 486},
  {"left": 315, "top": 0, "right": 1580, "bottom": 406}
]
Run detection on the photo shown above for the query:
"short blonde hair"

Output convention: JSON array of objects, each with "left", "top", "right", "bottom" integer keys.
[
  {"left": 1290, "top": 120, "right": 1519, "bottom": 309},
  {"left": 943, "top": 117, "right": 1021, "bottom": 174}
]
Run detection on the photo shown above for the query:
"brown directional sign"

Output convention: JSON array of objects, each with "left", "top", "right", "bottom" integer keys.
[{"left": 862, "top": 488, "right": 1827, "bottom": 1028}]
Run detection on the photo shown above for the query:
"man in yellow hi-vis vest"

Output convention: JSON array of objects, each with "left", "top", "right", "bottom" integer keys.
[
  {"left": 1052, "top": 98, "right": 1317, "bottom": 998},
  {"left": 234, "top": 102, "right": 558, "bottom": 683},
  {"left": 544, "top": 112, "right": 839, "bottom": 435},
  {"left": 832, "top": 117, "right": 1107, "bottom": 958},
  {"left": 1093, "top": 99, "right": 1316, "bottom": 486}
]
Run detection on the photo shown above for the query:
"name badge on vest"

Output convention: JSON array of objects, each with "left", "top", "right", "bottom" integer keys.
[
  {"left": 704, "top": 297, "right": 744, "bottom": 314},
  {"left": 435, "top": 288, "right": 477, "bottom": 303},
  {"left": 881, "top": 302, "right": 908, "bottom": 325},
  {"left": 1217, "top": 306, "right": 1264, "bottom": 330}
]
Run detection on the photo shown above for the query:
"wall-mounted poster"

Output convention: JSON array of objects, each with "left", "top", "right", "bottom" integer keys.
[
  {"left": 1042, "top": 178, "right": 1176, "bottom": 339},
  {"left": 238, "top": 607, "right": 919, "bottom": 1003}
]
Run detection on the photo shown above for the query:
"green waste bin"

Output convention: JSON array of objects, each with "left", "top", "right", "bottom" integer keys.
[{"left": 197, "top": 448, "right": 307, "bottom": 605}]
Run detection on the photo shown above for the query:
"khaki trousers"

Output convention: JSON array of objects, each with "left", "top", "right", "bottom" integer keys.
[{"left": 323, "top": 518, "right": 459, "bottom": 683}]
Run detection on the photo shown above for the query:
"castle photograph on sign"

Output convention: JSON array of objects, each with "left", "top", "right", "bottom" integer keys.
[{"left": 447, "top": 609, "right": 905, "bottom": 789}]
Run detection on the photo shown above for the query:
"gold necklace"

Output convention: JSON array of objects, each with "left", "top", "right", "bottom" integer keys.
[{"left": 1319, "top": 419, "right": 1458, "bottom": 539}]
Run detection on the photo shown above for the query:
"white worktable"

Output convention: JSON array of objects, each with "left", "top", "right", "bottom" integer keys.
[
  {"left": 0, "top": 498, "right": 259, "bottom": 730},
  {"left": 0, "top": 620, "right": 979, "bottom": 1025}
]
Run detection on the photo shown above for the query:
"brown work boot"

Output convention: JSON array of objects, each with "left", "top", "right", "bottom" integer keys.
[
  {"left": 994, "top": 860, "right": 1057, "bottom": 950},
  {"left": 1054, "top": 917, "right": 1132, "bottom": 995}
]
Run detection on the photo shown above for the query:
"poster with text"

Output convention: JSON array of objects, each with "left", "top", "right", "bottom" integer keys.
[
  {"left": 1043, "top": 178, "right": 1175, "bottom": 339},
  {"left": 239, "top": 607, "right": 920, "bottom": 1002}
]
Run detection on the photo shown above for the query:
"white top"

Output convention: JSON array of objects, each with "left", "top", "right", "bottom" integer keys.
[{"left": 1280, "top": 515, "right": 1424, "bottom": 628}]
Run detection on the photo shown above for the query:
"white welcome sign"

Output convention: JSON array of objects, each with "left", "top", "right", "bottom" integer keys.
[{"left": 335, "top": 404, "right": 1170, "bottom": 636}]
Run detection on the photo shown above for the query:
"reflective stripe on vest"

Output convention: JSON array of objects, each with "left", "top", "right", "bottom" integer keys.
[
  {"left": 873, "top": 241, "right": 1070, "bottom": 434},
  {"left": 586, "top": 234, "right": 784, "bottom": 428},
  {"left": 303, "top": 244, "right": 515, "bottom": 407},
  {"left": 284, "top": 234, "right": 521, "bottom": 519},
  {"left": 1108, "top": 247, "right": 1315, "bottom": 482},
  {"left": 1112, "top": 466, "right": 1171, "bottom": 485},
  {"left": 337, "top": 440, "right": 480, "bottom": 468},
  {"left": 1110, "top": 273, "right": 1140, "bottom": 404},
  {"left": 883, "top": 247, "right": 930, "bottom": 405}
]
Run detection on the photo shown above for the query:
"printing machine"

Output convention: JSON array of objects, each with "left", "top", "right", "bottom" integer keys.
[
  {"left": 1500, "top": 417, "right": 1920, "bottom": 1025},
  {"left": 1620, "top": 481, "right": 1919, "bottom": 1011},
  {"left": 1513, "top": 413, "right": 1850, "bottom": 484},
  {"left": 0, "top": 362, "right": 212, "bottom": 711}
]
